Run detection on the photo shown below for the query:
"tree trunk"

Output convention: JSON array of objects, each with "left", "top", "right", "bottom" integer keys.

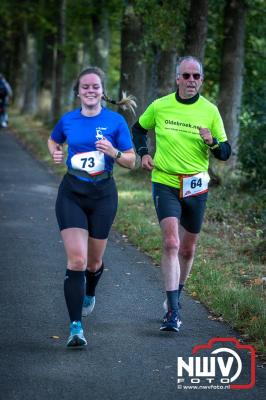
[
  {"left": 184, "top": 0, "right": 209, "bottom": 61},
  {"left": 119, "top": 1, "right": 147, "bottom": 127},
  {"left": 50, "top": 0, "right": 66, "bottom": 124},
  {"left": 156, "top": 49, "right": 177, "bottom": 98},
  {"left": 91, "top": 0, "right": 109, "bottom": 73},
  {"left": 218, "top": 0, "right": 247, "bottom": 168},
  {"left": 65, "top": 42, "right": 91, "bottom": 110},
  {"left": 13, "top": 22, "right": 28, "bottom": 110},
  {"left": 38, "top": 33, "right": 55, "bottom": 117},
  {"left": 21, "top": 33, "right": 38, "bottom": 115},
  {"left": 144, "top": 47, "right": 177, "bottom": 156}
]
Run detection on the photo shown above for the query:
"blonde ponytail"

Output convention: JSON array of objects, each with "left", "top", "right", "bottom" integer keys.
[{"left": 103, "top": 91, "right": 137, "bottom": 115}]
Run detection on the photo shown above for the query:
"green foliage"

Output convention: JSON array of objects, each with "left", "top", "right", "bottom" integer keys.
[
  {"left": 239, "top": 90, "right": 266, "bottom": 188},
  {"left": 203, "top": 0, "right": 226, "bottom": 101},
  {"left": 238, "top": 1, "right": 266, "bottom": 188},
  {"left": 135, "top": 0, "right": 188, "bottom": 57}
]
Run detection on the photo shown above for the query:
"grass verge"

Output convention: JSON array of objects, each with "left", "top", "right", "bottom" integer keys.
[{"left": 8, "top": 111, "right": 266, "bottom": 355}]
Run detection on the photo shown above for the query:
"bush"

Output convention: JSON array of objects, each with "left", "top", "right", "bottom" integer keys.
[{"left": 239, "top": 90, "right": 266, "bottom": 189}]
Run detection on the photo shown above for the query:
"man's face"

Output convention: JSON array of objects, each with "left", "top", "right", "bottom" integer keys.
[{"left": 176, "top": 60, "right": 203, "bottom": 99}]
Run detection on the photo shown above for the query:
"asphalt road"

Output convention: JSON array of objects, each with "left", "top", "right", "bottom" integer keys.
[{"left": 0, "top": 130, "right": 264, "bottom": 400}]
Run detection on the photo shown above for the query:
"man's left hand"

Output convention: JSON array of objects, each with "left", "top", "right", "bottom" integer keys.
[{"left": 199, "top": 128, "right": 213, "bottom": 145}]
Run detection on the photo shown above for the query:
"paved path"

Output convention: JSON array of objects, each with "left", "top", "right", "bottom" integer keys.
[{"left": 0, "top": 130, "right": 264, "bottom": 400}]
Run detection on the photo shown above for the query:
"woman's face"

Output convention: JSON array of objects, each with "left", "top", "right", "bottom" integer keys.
[{"left": 78, "top": 73, "right": 103, "bottom": 109}]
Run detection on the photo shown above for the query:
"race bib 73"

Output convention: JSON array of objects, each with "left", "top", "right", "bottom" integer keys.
[{"left": 71, "top": 151, "right": 105, "bottom": 176}]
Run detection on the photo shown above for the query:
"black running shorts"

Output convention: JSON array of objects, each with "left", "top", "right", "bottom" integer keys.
[
  {"left": 55, "top": 173, "right": 118, "bottom": 239},
  {"left": 152, "top": 182, "right": 208, "bottom": 234}
]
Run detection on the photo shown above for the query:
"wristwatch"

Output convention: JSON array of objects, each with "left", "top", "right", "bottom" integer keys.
[
  {"left": 115, "top": 150, "right": 122, "bottom": 159},
  {"left": 208, "top": 138, "right": 220, "bottom": 150}
]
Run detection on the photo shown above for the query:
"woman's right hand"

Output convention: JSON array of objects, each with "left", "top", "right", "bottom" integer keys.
[{"left": 52, "top": 145, "right": 64, "bottom": 164}]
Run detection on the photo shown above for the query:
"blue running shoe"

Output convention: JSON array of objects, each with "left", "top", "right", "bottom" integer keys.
[
  {"left": 160, "top": 310, "right": 182, "bottom": 332},
  {"left": 67, "top": 321, "right": 87, "bottom": 348},
  {"left": 82, "top": 295, "right": 96, "bottom": 317}
]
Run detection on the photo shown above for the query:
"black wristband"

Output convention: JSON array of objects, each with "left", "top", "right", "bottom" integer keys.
[{"left": 138, "top": 148, "right": 149, "bottom": 158}]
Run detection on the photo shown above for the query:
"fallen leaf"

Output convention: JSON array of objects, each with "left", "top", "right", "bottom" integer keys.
[{"left": 253, "top": 278, "right": 263, "bottom": 285}]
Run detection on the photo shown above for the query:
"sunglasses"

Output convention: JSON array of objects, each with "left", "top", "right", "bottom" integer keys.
[{"left": 181, "top": 73, "right": 201, "bottom": 80}]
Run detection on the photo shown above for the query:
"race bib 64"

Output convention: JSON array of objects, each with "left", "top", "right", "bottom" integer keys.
[{"left": 180, "top": 172, "right": 210, "bottom": 198}]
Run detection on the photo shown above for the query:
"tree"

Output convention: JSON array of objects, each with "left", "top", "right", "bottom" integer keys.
[
  {"left": 238, "top": 0, "right": 266, "bottom": 187},
  {"left": 13, "top": 24, "right": 28, "bottom": 110},
  {"left": 21, "top": 30, "right": 38, "bottom": 115},
  {"left": 137, "top": 0, "right": 188, "bottom": 102},
  {"left": 119, "top": 1, "right": 147, "bottom": 126},
  {"left": 91, "top": 0, "right": 110, "bottom": 72},
  {"left": 156, "top": 49, "right": 177, "bottom": 98},
  {"left": 50, "top": 0, "right": 67, "bottom": 123},
  {"left": 183, "top": 0, "right": 209, "bottom": 61},
  {"left": 218, "top": 0, "right": 247, "bottom": 168}
]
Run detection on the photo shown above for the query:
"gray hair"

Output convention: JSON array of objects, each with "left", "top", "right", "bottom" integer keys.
[{"left": 176, "top": 56, "right": 204, "bottom": 77}]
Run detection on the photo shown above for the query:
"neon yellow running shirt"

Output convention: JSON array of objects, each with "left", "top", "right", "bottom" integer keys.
[{"left": 139, "top": 93, "right": 228, "bottom": 188}]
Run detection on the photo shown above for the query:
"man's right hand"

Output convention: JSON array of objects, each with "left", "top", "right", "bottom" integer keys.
[{"left": 141, "top": 154, "right": 154, "bottom": 171}]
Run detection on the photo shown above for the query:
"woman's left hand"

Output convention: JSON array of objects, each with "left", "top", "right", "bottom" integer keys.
[{"left": 95, "top": 137, "right": 117, "bottom": 158}]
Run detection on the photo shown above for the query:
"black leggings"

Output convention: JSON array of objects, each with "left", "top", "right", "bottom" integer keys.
[{"left": 56, "top": 173, "right": 118, "bottom": 239}]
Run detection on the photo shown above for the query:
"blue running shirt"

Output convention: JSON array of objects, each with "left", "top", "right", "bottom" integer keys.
[{"left": 50, "top": 107, "right": 133, "bottom": 172}]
